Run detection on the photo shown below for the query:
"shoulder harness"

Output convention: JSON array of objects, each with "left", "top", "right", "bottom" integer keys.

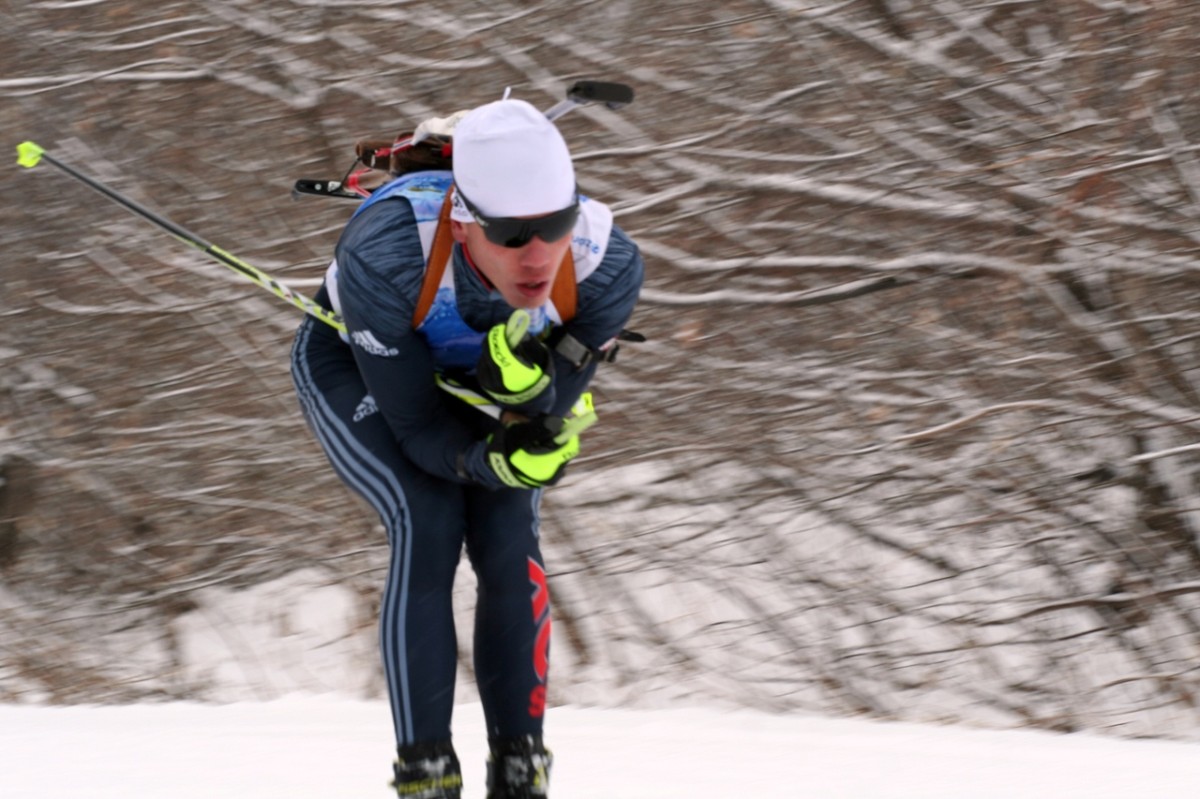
[{"left": 411, "top": 188, "right": 631, "bottom": 370}]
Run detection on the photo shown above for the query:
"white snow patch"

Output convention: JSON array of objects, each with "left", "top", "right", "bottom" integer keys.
[{"left": 1, "top": 697, "right": 1198, "bottom": 799}]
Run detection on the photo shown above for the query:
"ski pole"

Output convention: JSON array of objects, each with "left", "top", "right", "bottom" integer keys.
[
  {"left": 544, "top": 80, "right": 634, "bottom": 122},
  {"left": 15, "top": 141, "right": 347, "bottom": 334},
  {"left": 554, "top": 392, "right": 597, "bottom": 444},
  {"left": 14, "top": 140, "right": 567, "bottom": 424}
]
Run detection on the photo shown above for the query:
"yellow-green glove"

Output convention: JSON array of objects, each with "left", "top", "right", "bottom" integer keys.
[
  {"left": 476, "top": 310, "right": 554, "bottom": 406},
  {"left": 485, "top": 395, "right": 596, "bottom": 488}
]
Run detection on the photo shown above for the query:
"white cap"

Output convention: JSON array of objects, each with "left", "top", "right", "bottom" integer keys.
[{"left": 450, "top": 99, "right": 576, "bottom": 222}]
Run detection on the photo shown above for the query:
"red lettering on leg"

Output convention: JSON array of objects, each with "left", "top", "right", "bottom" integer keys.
[
  {"left": 528, "top": 685, "right": 547, "bottom": 718},
  {"left": 528, "top": 558, "right": 550, "bottom": 622}
]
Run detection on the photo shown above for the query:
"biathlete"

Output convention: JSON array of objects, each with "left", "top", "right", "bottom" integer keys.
[{"left": 290, "top": 98, "right": 644, "bottom": 798}]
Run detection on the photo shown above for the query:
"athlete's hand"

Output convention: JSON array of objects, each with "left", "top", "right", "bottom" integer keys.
[
  {"left": 476, "top": 310, "right": 554, "bottom": 406},
  {"left": 485, "top": 396, "right": 596, "bottom": 489}
]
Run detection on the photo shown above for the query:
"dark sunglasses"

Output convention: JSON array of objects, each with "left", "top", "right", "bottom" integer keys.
[{"left": 456, "top": 187, "right": 579, "bottom": 249}]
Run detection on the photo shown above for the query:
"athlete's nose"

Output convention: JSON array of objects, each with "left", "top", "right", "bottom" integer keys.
[{"left": 517, "top": 236, "right": 555, "bottom": 269}]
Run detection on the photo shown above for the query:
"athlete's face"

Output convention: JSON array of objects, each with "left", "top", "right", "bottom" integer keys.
[{"left": 451, "top": 219, "right": 572, "bottom": 310}]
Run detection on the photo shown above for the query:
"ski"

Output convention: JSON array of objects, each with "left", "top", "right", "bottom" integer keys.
[{"left": 291, "top": 80, "right": 634, "bottom": 202}]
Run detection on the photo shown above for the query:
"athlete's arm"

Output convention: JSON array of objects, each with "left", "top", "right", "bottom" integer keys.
[{"left": 336, "top": 198, "right": 503, "bottom": 487}]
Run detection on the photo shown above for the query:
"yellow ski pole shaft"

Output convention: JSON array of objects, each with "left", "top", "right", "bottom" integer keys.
[
  {"left": 553, "top": 393, "right": 598, "bottom": 445},
  {"left": 15, "top": 141, "right": 346, "bottom": 334}
]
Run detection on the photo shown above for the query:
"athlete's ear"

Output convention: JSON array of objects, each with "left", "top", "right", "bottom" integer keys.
[{"left": 450, "top": 219, "right": 469, "bottom": 244}]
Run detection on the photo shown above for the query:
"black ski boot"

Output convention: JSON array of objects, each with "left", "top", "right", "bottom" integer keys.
[
  {"left": 391, "top": 740, "right": 463, "bottom": 799},
  {"left": 485, "top": 735, "right": 553, "bottom": 799}
]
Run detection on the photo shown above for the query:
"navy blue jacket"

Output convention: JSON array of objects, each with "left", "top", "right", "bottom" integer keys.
[{"left": 332, "top": 191, "right": 644, "bottom": 489}]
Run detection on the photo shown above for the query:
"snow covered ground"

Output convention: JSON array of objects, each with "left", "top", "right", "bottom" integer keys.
[{"left": 2, "top": 696, "right": 1196, "bottom": 798}]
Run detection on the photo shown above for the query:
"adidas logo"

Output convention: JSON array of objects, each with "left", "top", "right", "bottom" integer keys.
[
  {"left": 351, "top": 329, "right": 400, "bottom": 357},
  {"left": 353, "top": 395, "right": 378, "bottom": 423}
]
